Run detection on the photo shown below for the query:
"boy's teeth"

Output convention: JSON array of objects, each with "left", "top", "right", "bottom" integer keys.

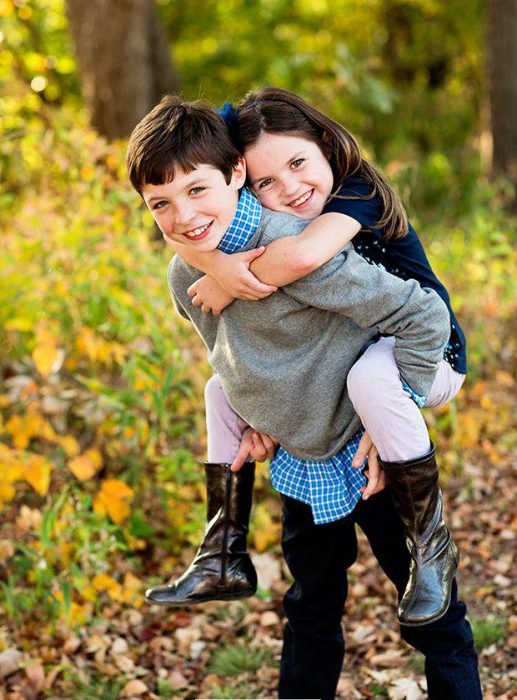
[
  {"left": 292, "top": 191, "right": 312, "bottom": 207},
  {"left": 186, "top": 223, "right": 210, "bottom": 238}
]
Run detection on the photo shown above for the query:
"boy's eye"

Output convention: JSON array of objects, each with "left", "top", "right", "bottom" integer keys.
[
  {"left": 291, "top": 158, "right": 305, "bottom": 169},
  {"left": 258, "top": 178, "right": 273, "bottom": 189}
]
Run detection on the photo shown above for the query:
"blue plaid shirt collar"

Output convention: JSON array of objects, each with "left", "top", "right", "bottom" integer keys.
[{"left": 217, "top": 188, "right": 262, "bottom": 254}]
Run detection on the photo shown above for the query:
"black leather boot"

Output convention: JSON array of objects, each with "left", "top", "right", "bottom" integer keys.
[
  {"left": 145, "top": 462, "right": 257, "bottom": 606},
  {"left": 380, "top": 445, "right": 459, "bottom": 626}
]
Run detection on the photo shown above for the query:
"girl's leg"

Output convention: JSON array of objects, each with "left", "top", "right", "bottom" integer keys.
[
  {"left": 347, "top": 337, "right": 461, "bottom": 627},
  {"left": 205, "top": 374, "right": 249, "bottom": 462},
  {"left": 145, "top": 375, "right": 256, "bottom": 607},
  {"left": 355, "top": 492, "right": 482, "bottom": 699},
  {"left": 425, "top": 359, "right": 465, "bottom": 408},
  {"left": 346, "top": 336, "right": 465, "bottom": 460},
  {"left": 346, "top": 336, "right": 430, "bottom": 461}
]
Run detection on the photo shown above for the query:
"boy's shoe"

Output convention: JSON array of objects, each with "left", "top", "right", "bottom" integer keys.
[
  {"left": 380, "top": 445, "right": 459, "bottom": 626},
  {"left": 145, "top": 461, "right": 257, "bottom": 606}
]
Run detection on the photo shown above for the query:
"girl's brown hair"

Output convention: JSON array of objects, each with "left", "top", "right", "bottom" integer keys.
[{"left": 234, "top": 87, "right": 408, "bottom": 240}]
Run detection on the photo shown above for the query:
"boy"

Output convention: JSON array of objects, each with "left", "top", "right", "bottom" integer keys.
[{"left": 126, "top": 96, "right": 481, "bottom": 700}]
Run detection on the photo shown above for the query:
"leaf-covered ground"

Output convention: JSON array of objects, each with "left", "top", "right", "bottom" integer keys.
[{"left": 0, "top": 372, "right": 515, "bottom": 699}]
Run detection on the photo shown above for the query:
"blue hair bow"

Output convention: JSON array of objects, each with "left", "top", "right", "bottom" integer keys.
[{"left": 217, "top": 102, "right": 239, "bottom": 129}]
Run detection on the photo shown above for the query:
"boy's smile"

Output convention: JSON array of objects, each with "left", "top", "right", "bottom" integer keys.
[
  {"left": 245, "top": 133, "right": 334, "bottom": 220},
  {"left": 143, "top": 161, "right": 246, "bottom": 252}
]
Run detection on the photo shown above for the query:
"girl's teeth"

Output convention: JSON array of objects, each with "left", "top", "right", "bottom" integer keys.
[{"left": 292, "top": 191, "right": 312, "bottom": 207}]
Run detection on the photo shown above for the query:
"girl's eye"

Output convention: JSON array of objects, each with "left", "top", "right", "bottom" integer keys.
[
  {"left": 291, "top": 158, "right": 305, "bottom": 169},
  {"left": 189, "top": 187, "right": 206, "bottom": 196},
  {"left": 152, "top": 200, "right": 168, "bottom": 211},
  {"left": 258, "top": 178, "right": 273, "bottom": 189}
]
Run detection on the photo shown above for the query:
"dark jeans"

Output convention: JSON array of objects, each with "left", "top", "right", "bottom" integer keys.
[{"left": 278, "top": 489, "right": 482, "bottom": 700}]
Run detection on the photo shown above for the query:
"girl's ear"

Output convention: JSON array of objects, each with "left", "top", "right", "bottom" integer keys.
[{"left": 231, "top": 157, "right": 247, "bottom": 189}]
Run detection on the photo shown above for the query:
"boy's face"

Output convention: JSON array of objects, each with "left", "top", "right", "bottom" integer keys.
[
  {"left": 142, "top": 160, "right": 246, "bottom": 252},
  {"left": 245, "top": 133, "right": 334, "bottom": 221}
]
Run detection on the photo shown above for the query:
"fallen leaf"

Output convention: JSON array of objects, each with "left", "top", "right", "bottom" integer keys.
[
  {"left": 389, "top": 677, "right": 425, "bottom": 700},
  {"left": 120, "top": 679, "right": 148, "bottom": 697}
]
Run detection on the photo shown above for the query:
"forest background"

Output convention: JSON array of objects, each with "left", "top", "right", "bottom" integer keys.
[{"left": 0, "top": 1, "right": 515, "bottom": 699}]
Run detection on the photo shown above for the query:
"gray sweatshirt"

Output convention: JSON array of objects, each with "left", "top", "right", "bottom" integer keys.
[{"left": 169, "top": 208, "right": 450, "bottom": 461}]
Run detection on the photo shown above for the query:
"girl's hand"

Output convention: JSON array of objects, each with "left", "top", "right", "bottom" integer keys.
[
  {"left": 187, "top": 275, "right": 234, "bottom": 315},
  {"left": 213, "top": 247, "right": 278, "bottom": 300},
  {"left": 230, "top": 428, "right": 278, "bottom": 472},
  {"left": 352, "top": 431, "right": 386, "bottom": 499}
]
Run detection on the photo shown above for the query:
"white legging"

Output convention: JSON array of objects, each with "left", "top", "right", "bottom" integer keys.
[{"left": 204, "top": 336, "right": 465, "bottom": 463}]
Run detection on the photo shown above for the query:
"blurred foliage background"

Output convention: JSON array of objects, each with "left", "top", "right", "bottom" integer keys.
[{"left": 0, "top": 1, "right": 515, "bottom": 693}]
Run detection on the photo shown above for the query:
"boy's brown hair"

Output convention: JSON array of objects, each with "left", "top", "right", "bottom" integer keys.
[{"left": 127, "top": 95, "right": 242, "bottom": 195}]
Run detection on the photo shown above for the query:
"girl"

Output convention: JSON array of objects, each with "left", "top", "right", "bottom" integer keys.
[{"left": 157, "top": 88, "right": 465, "bottom": 626}]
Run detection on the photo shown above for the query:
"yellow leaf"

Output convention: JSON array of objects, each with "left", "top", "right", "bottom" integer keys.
[
  {"left": 32, "top": 326, "right": 63, "bottom": 376},
  {"left": 24, "top": 455, "right": 52, "bottom": 495},
  {"left": 58, "top": 435, "right": 80, "bottom": 457},
  {"left": 79, "top": 582, "right": 97, "bottom": 603},
  {"left": 68, "top": 449, "right": 103, "bottom": 481},
  {"left": 5, "top": 317, "right": 32, "bottom": 332},
  {"left": 252, "top": 502, "right": 281, "bottom": 553},
  {"left": 120, "top": 573, "right": 143, "bottom": 606},
  {"left": 6, "top": 412, "right": 55, "bottom": 449},
  {"left": 6, "top": 415, "right": 32, "bottom": 449},
  {"left": 93, "top": 479, "right": 134, "bottom": 524},
  {"left": 0, "top": 0, "right": 14, "bottom": 19},
  {"left": 80, "top": 165, "right": 95, "bottom": 181},
  {"left": 0, "top": 482, "right": 16, "bottom": 508},
  {"left": 92, "top": 573, "right": 118, "bottom": 592}
]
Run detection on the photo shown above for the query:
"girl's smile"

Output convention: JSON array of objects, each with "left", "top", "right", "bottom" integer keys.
[{"left": 245, "top": 133, "right": 334, "bottom": 220}]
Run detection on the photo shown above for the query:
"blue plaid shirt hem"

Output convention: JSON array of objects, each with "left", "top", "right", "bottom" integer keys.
[{"left": 269, "top": 431, "right": 367, "bottom": 525}]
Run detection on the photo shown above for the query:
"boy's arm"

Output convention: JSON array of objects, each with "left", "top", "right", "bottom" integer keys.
[
  {"left": 283, "top": 248, "right": 450, "bottom": 398},
  {"left": 249, "top": 213, "right": 361, "bottom": 286}
]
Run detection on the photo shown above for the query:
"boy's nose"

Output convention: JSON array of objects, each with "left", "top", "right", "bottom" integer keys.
[{"left": 172, "top": 205, "right": 196, "bottom": 227}]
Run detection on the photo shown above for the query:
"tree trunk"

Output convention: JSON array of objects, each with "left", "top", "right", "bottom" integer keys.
[
  {"left": 486, "top": 0, "right": 517, "bottom": 185},
  {"left": 66, "top": 0, "right": 180, "bottom": 139}
]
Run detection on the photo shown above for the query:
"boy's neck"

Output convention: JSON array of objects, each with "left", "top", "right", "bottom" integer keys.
[{"left": 217, "top": 188, "right": 263, "bottom": 254}]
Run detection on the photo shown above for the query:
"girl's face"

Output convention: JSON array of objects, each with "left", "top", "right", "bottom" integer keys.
[{"left": 244, "top": 132, "right": 334, "bottom": 220}]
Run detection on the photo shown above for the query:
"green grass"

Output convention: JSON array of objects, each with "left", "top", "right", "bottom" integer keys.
[
  {"left": 208, "top": 640, "right": 276, "bottom": 676},
  {"left": 69, "top": 677, "right": 123, "bottom": 700},
  {"left": 156, "top": 677, "right": 183, "bottom": 697},
  {"left": 471, "top": 616, "right": 506, "bottom": 650},
  {"left": 207, "top": 682, "right": 255, "bottom": 699},
  {"left": 367, "top": 684, "right": 389, "bottom": 697}
]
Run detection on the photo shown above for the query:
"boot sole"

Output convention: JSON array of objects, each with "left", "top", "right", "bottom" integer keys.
[{"left": 145, "top": 588, "right": 257, "bottom": 607}]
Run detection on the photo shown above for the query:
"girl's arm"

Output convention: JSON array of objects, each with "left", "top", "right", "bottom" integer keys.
[
  {"left": 165, "top": 238, "right": 277, "bottom": 300},
  {"left": 169, "top": 212, "right": 361, "bottom": 314},
  {"left": 248, "top": 213, "right": 361, "bottom": 286}
]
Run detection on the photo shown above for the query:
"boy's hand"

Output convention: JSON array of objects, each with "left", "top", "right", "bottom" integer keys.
[
  {"left": 187, "top": 275, "right": 234, "bottom": 315},
  {"left": 213, "top": 248, "right": 278, "bottom": 300},
  {"left": 230, "top": 428, "right": 278, "bottom": 472},
  {"left": 352, "top": 431, "right": 386, "bottom": 499}
]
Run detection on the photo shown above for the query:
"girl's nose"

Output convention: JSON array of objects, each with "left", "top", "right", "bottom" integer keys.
[{"left": 281, "top": 174, "right": 299, "bottom": 198}]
